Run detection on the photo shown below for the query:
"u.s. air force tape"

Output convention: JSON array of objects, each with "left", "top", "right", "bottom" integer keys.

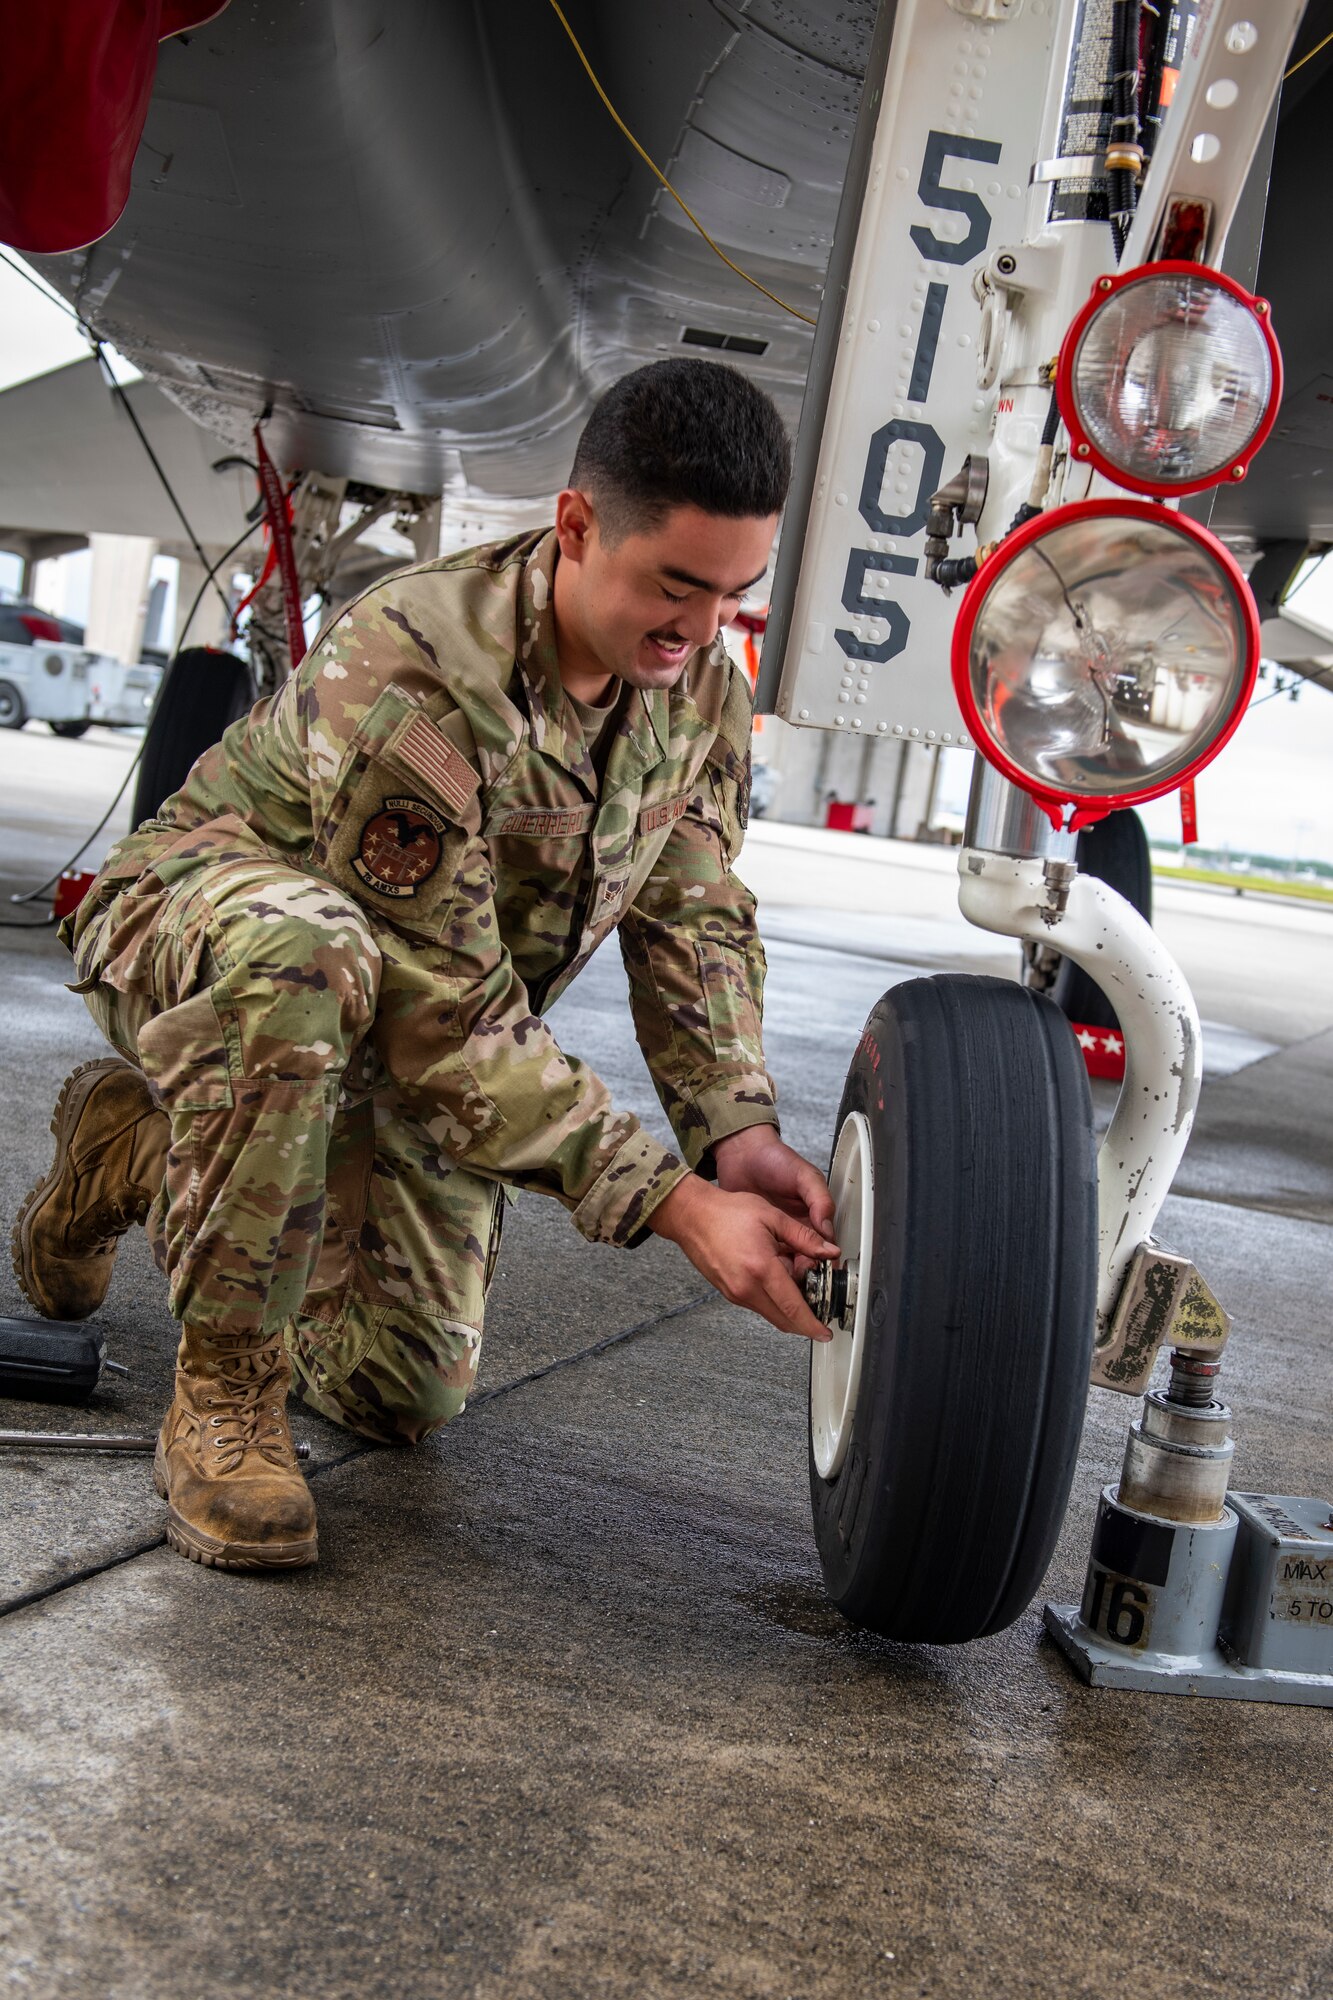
[{"left": 638, "top": 796, "right": 689, "bottom": 834}]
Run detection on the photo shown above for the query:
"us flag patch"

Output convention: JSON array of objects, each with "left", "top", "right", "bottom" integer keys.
[{"left": 391, "top": 713, "right": 479, "bottom": 821}]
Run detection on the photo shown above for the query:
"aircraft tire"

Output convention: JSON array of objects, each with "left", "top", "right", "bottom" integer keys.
[
  {"left": 1047, "top": 810, "right": 1152, "bottom": 1032},
  {"left": 0, "top": 680, "right": 27, "bottom": 730},
  {"left": 809, "top": 974, "right": 1096, "bottom": 1644},
  {"left": 49, "top": 719, "right": 92, "bottom": 739},
  {"left": 131, "top": 648, "right": 254, "bottom": 826}
]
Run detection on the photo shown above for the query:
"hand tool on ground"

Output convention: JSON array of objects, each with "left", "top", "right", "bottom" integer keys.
[
  {"left": 0, "top": 1429, "right": 312, "bottom": 1457},
  {"left": 0, "top": 1315, "right": 128, "bottom": 1403}
]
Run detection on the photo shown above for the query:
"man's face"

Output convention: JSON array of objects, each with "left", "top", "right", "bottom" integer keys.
[{"left": 553, "top": 495, "right": 778, "bottom": 694}]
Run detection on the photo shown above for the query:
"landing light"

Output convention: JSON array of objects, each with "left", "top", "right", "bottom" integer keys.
[
  {"left": 1057, "top": 262, "right": 1281, "bottom": 497},
  {"left": 951, "top": 500, "right": 1258, "bottom": 825}
]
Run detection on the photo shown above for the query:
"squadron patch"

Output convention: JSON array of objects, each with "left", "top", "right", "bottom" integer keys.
[{"left": 353, "top": 797, "right": 448, "bottom": 897}]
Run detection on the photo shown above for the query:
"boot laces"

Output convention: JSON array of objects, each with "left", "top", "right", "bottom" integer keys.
[
  {"left": 68, "top": 1186, "right": 151, "bottom": 1255},
  {"left": 202, "top": 1341, "right": 292, "bottom": 1473}
]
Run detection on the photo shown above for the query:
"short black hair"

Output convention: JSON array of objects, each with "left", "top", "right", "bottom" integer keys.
[{"left": 569, "top": 358, "right": 791, "bottom": 541}]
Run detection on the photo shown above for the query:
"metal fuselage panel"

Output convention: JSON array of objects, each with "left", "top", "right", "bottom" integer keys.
[
  {"left": 17, "top": 0, "right": 1333, "bottom": 575},
  {"left": 27, "top": 0, "right": 873, "bottom": 502}
]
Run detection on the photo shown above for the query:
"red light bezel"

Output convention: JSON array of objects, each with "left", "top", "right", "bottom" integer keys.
[
  {"left": 950, "top": 498, "right": 1260, "bottom": 828},
  {"left": 1056, "top": 260, "right": 1283, "bottom": 500}
]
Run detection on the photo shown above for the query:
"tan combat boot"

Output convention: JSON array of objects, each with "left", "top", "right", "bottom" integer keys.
[
  {"left": 12, "top": 1058, "right": 170, "bottom": 1320},
  {"left": 154, "top": 1328, "right": 318, "bottom": 1570}
]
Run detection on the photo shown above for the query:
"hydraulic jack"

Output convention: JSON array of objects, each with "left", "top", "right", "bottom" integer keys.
[{"left": 1045, "top": 1343, "right": 1333, "bottom": 1707}]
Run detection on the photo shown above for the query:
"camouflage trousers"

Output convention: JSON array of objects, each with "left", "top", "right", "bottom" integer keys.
[{"left": 73, "top": 837, "right": 504, "bottom": 1444}]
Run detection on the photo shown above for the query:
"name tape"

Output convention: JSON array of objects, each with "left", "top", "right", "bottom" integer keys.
[{"left": 494, "top": 806, "right": 595, "bottom": 838}]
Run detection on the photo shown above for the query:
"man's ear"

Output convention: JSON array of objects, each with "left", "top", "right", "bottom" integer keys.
[{"left": 554, "top": 488, "right": 595, "bottom": 564}]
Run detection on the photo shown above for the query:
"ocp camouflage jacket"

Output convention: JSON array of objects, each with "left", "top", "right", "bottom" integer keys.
[{"left": 83, "top": 530, "right": 778, "bottom": 1246}]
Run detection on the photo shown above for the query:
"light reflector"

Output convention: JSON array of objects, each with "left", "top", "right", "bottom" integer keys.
[
  {"left": 951, "top": 500, "right": 1258, "bottom": 821},
  {"left": 1058, "top": 262, "right": 1281, "bottom": 496}
]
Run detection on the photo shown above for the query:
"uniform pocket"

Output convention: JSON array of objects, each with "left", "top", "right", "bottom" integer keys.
[
  {"left": 135, "top": 985, "right": 235, "bottom": 1111},
  {"left": 695, "top": 938, "right": 762, "bottom": 1064}
]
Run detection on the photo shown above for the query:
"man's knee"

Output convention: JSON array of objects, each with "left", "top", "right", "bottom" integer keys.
[
  {"left": 286, "top": 1304, "right": 481, "bottom": 1446},
  {"left": 210, "top": 877, "right": 382, "bottom": 1080}
]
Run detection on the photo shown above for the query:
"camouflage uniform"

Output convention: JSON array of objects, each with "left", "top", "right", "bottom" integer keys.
[{"left": 66, "top": 530, "right": 777, "bottom": 1442}]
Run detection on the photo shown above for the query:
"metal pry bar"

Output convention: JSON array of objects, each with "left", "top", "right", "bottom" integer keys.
[{"left": 0, "top": 1430, "right": 312, "bottom": 1458}]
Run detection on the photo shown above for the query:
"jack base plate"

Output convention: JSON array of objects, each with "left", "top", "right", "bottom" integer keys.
[{"left": 1043, "top": 1602, "right": 1333, "bottom": 1707}]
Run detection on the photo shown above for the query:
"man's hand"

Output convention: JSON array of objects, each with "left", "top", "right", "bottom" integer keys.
[
  {"left": 710, "top": 1126, "right": 836, "bottom": 1274},
  {"left": 648, "top": 1171, "right": 838, "bottom": 1344}
]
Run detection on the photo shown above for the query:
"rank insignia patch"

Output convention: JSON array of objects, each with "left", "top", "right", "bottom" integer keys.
[{"left": 353, "top": 797, "right": 448, "bottom": 897}]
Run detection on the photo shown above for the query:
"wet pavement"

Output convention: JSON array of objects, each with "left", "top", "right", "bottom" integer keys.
[{"left": 0, "top": 729, "right": 1330, "bottom": 1998}]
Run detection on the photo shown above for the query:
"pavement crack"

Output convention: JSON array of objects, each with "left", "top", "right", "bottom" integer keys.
[
  {"left": 469, "top": 1291, "right": 713, "bottom": 1408},
  {"left": 1, "top": 1532, "right": 166, "bottom": 1622},
  {"left": 0, "top": 1295, "right": 715, "bottom": 1620}
]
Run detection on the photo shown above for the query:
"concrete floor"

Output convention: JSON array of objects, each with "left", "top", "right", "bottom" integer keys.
[{"left": 0, "top": 728, "right": 1330, "bottom": 1999}]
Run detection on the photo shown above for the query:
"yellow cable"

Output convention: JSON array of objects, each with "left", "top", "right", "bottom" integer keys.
[
  {"left": 1286, "top": 27, "right": 1333, "bottom": 79},
  {"left": 545, "top": 0, "right": 818, "bottom": 328}
]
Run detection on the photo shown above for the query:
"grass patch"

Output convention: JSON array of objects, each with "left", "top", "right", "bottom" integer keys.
[{"left": 1154, "top": 865, "right": 1333, "bottom": 905}]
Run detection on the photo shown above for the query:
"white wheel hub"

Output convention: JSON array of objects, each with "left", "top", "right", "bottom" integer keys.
[{"left": 809, "top": 1110, "right": 875, "bottom": 1481}]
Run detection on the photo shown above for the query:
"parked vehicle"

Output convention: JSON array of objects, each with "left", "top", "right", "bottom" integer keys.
[
  {"left": 89, "top": 658, "right": 162, "bottom": 728},
  {"left": 0, "top": 600, "right": 84, "bottom": 649},
  {"left": 0, "top": 642, "right": 101, "bottom": 735},
  {"left": 0, "top": 598, "right": 106, "bottom": 735}
]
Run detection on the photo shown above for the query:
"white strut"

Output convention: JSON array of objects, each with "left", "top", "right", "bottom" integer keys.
[{"left": 957, "top": 848, "right": 1201, "bottom": 1333}]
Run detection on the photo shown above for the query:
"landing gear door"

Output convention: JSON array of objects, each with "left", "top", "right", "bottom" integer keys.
[{"left": 758, "top": 0, "right": 1062, "bottom": 749}]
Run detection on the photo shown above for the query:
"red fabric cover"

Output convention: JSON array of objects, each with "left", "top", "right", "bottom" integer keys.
[
  {"left": 1071, "top": 1023, "right": 1127, "bottom": 1082},
  {"left": 824, "top": 802, "right": 875, "bottom": 834},
  {"left": 0, "top": 2, "right": 230, "bottom": 254}
]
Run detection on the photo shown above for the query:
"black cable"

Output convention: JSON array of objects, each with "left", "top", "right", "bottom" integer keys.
[
  {"left": 0, "top": 246, "right": 84, "bottom": 323},
  {"left": 1139, "top": 1, "right": 1170, "bottom": 168},
  {"left": 92, "top": 344, "right": 232, "bottom": 627},
  {"left": 1246, "top": 666, "right": 1332, "bottom": 711},
  {"left": 0, "top": 250, "right": 235, "bottom": 630},
  {"left": 0, "top": 251, "right": 258, "bottom": 920},
  {"left": 2, "top": 519, "right": 255, "bottom": 921},
  {"left": 934, "top": 554, "right": 978, "bottom": 590},
  {"left": 1031, "top": 542, "right": 1088, "bottom": 631},
  {"left": 1107, "top": 0, "right": 1143, "bottom": 261}
]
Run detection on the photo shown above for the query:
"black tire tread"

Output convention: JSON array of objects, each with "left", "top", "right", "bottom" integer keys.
[
  {"left": 131, "top": 647, "right": 253, "bottom": 829},
  {"left": 0, "top": 679, "right": 27, "bottom": 730},
  {"left": 810, "top": 974, "right": 1097, "bottom": 1644}
]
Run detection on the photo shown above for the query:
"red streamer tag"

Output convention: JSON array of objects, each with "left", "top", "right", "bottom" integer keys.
[
  {"left": 1180, "top": 779, "right": 1198, "bottom": 846},
  {"left": 254, "top": 427, "right": 306, "bottom": 667}
]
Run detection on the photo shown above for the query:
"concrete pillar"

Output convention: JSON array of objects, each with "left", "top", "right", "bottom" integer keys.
[
  {"left": 85, "top": 533, "right": 157, "bottom": 663},
  {"left": 409, "top": 499, "right": 443, "bottom": 564},
  {"left": 173, "top": 553, "right": 234, "bottom": 651},
  {"left": 887, "top": 741, "right": 940, "bottom": 839}
]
